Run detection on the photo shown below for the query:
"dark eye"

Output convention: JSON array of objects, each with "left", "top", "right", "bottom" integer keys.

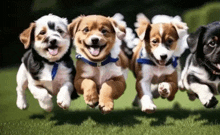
[
  {"left": 39, "top": 30, "right": 46, "bottom": 35},
  {"left": 101, "top": 29, "right": 108, "bottom": 34},
  {"left": 209, "top": 41, "right": 216, "bottom": 47},
  {"left": 83, "top": 27, "right": 89, "bottom": 33},
  {"left": 57, "top": 29, "right": 64, "bottom": 34},
  {"left": 152, "top": 39, "right": 157, "bottom": 44},
  {"left": 167, "top": 39, "right": 174, "bottom": 45}
]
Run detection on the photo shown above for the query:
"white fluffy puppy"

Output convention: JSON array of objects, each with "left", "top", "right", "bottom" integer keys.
[{"left": 17, "top": 14, "right": 78, "bottom": 112}]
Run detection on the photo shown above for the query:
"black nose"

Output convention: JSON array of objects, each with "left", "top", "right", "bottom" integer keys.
[
  {"left": 160, "top": 55, "right": 167, "bottom": 60},
  {"left": 91, "top": 38, "right": 99, "bottom": 44},
  {"left": 50, "top": 39, "right": 57, "bottom": 45}
]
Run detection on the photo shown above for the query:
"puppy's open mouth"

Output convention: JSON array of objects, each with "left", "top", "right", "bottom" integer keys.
[
  {"left": 157, "top": 60, "right": 166, "bottom": 66},
  {"left": 85, "top": 44, "right": 107, "bottom": 56},
  {"left": 46, "top": 46, "right": 59, "bottom": 56}
]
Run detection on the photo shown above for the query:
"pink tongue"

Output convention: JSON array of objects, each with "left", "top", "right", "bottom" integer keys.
[
  {"left": 89, "top": 47, "right": 100, "bottom": 56},
  {"left": 48, "top": 48, "right": 58, "bottom": 56}
]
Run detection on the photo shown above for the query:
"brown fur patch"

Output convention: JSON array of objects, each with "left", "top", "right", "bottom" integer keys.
[
  {"left": 19, "top": 23, "right": 36, "bottom": 49},
  {"left": 71, "top": 15, "right": 127, "bottom": 114},
  {"left": 35, "top": 27, "right": 47, "bottom": 41},
  {"left": 145, "top": 23, "right": 179, "bottom": 54},
  {"left": 130, "top": 22, "right": 180, "bottom": 100},
  {"left": 116, "top": 51, "right": 129, "bottom": 69},
  {"left": 68, "top": 15, "right": 125, "bottom": 62}
]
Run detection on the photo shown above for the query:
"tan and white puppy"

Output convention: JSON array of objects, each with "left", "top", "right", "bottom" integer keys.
[
  {"left": 68, "top": 14, "right": 128, "bottom": 114},
  {"left": 130, "top": 14, "right": 188, "bottom": 113},
  {"left": 16, "top": 14, "right": 78, "bottom": 112}
]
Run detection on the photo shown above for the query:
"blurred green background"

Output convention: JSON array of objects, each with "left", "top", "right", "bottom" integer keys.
[{"left": 1, "top": 0, "right": 220, "bottom": 134}]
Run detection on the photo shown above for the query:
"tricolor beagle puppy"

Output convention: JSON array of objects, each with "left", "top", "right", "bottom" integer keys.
[
  {"left": 130, "top": 14, "right": 188, "bottom": 113},
  {"left": 68, "top": 14, "right": 129, "bottom": 114},
  {"left": 16, "top": 14, "right": 78, "bottom": 112}
]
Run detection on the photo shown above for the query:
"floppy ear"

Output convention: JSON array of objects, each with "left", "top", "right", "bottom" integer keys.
[
  {"left": 135, "top": 22, "right": 151, "bottom": 41},
  {"left": 68, "top": 16, "right": 84, "bottom": 38},
  {"left": 19, "top": 23, "right": 35, "bottom": 49},
  {"left": 172, "top": 22, "right": 188, "bottom": 38},
  {"left": 187, "top": 26, "right": 206, "bottom": 54},
  {"left": 108, "top": 17, "right": 126, "bottom": 40},
  {"left": 134, "top": 13, "right": 151, "bottom": 41}
]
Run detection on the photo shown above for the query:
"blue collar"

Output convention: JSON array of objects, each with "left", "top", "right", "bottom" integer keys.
[
  {"left": 137, "top": 49, "right": 179, "bottom": 68},
  {"left": 51, "top": 63, "right": 59, "bottom": 80},
  {"left": 137, "top": 57, "right": 179, "bottom": 68},
  {"left": 76, "top": 54, "right": 118, "bottom": 67}
]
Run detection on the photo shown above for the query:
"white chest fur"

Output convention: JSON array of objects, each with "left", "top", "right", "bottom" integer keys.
[
  {"left": 141, "top": 64, "right": 175, "bottom": 80},
  {"left": 81, "top": 63, "right": 123, "bottom": 86},
  {"left": 27, "top": 62, "right": 72, "bottom": 95}
]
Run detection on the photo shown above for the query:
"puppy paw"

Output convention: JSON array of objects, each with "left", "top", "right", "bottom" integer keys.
[
  {"left": 99, "top": 98, "right": 114, "bottom": 114},
  {"left": 84, "top": 93, "right": 99, "bottom": 108},
  {"left": 57, "top": 91, "right": 71, "bottom": 110},
  {"left": 158, "top": 82, "right": 171, "bottom": 98},
  {"left": 187, "top": 92, "right": 197, "bottom": 101},
  {"left": 140, "top": 95, "right": 156, "bottom": 114},
  {"left": 141, "top": 103, "right": 156, "bottom": 114},
  {"left": 16, "top": 96, "right": 28, "bottom": 110},
  {"left": 38, "top": 92, "right": 53, "bottom": 112},
  {"left": 204, "top": 96, "right": 218, "bottom": 108}
]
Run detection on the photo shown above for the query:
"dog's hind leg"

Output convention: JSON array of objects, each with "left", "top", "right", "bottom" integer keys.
[
  {"left": 16, "top": 64, "right": 28, "bottom": 110},
  {"left": 151, "top": 84, "right": 160, "bottom": 98}
]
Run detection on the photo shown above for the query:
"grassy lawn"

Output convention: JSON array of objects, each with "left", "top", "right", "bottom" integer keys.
[{"left": 0, "top": 67, "right": 220, "bottom": 135}]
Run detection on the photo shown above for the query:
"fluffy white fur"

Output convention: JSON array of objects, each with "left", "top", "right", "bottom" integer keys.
[
  {"left": 16, "top": 14, "right": 74, "bottom": 112},
  {"left": 34, "top": 14, "right": 70, "bottom": 62}
]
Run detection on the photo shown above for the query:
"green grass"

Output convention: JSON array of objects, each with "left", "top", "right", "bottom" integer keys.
[{"left": 0, "top": 67, "right": 220, "bottom": 135}]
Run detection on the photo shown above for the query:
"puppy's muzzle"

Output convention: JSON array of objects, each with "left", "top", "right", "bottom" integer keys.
[
  {"left": 45, "top": 36, "right": 60, "bottom": 56},
  {"left": 49, "top": 39, "right": 57, "bottom": 47},
  {"left": 160, "top": 55, "right": 167, "bottom": 60},
  {"left": 91, "top": 37, "right": 99, "bottom": 45}
]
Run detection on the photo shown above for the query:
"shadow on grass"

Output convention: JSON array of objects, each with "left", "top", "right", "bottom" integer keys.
[{"left": 29, "top": 103, "right": 220, "bottom": 127}]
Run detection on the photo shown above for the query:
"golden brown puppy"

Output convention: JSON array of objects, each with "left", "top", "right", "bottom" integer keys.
[
  {"left": 68, "top": 15, "right": 129, "bottom": 114},
  {"left": 130, "top": 14, "right": 188, "bottom": 113}
]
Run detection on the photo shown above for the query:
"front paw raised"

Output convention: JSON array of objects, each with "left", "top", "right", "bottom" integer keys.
[
  {"left": 38, "top": 92, "right": 53, "bottom": 112},
  {"left": 84, "top": 92, "right": 99, "bottom": 108},
  {"left": 16, "top": 95, "right": 28, "bottom": 110},
  {"left": 140, "top": 95, "right": 156, "bottom": 114},
  {"left": 57, "top": 91, "right": 71, "bottom": 110},
  {"left": 99, "top": 98, "right": 113, "bottom": 114},
  {"left": 203, "top": 96, "right": 218, "bottom": 108},
  {"left": 158, "top": 82, "right": 171, "bottom": 98}
]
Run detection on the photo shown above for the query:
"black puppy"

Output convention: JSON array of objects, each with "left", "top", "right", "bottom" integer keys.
[
  {"left": 16, "top": 14, "right": 78, "bottom": 112},
  {"left": 179, "top": 21, "right": 220, "bottom": 108}
]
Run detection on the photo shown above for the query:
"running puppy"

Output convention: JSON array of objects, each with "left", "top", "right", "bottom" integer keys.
[
  {"left": 179, "top": 21, "right": 220, "bottom": 108},
  {"left": 130, "top": 14, "right": 188, "bottom": 113},
  {"left": 68, "top": 14, "right": 128, "bottom": 114},
  {"left": 16, "top": 14, "right": 78, "bottom": 112}
]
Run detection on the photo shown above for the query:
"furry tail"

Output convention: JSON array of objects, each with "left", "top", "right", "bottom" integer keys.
[{"left": 112, "top": 13, "right": 138, "bottom": 59}]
